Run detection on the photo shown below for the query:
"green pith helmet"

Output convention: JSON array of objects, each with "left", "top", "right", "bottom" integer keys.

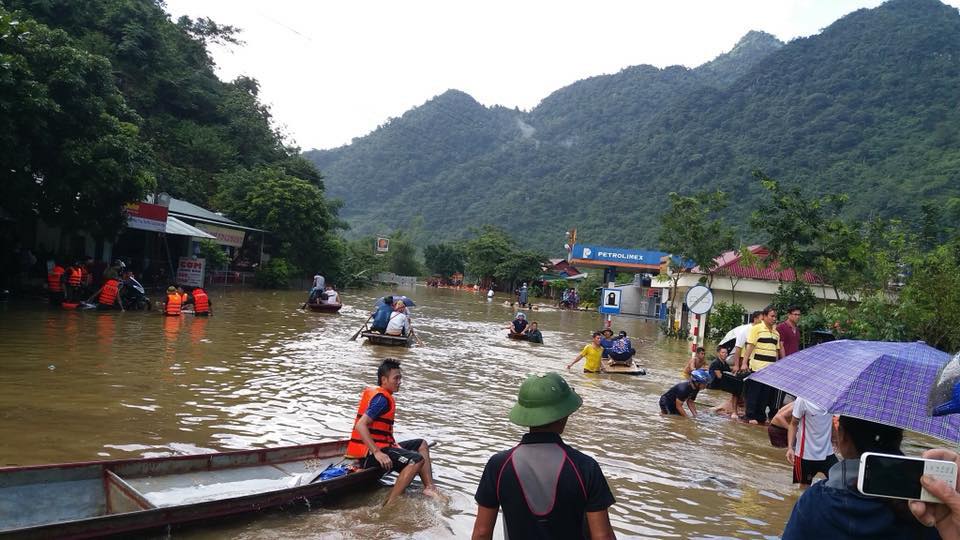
[{"left": 509, "top": 372, "right": 583, "bottom": 427}]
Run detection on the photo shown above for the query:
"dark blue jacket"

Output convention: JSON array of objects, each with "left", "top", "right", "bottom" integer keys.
[
  {"left": 372, "top": 303, "right": 393, "bottom": 331},
  {"left": 783, "top": 459, "right": 940, "bottom": 540}
]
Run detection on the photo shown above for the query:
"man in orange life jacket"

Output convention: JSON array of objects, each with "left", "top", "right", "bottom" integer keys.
[
  {"left": 65, "top": 262, "right": 84, "bottom": 302},
  {"left": 47, "top": 261, "right": 65, "bottom": 304},
  {"left": 96, "top": 277, "right": 121, "bottom": 309},
  {"left": 344, "top": 358, "right": 440, "bottom": 505},
  {"left": 188, "top": 287, "right": 211, "bottom": 316},
  {"left": 163, "top": 286, "right": 182, "bottom": 316}
]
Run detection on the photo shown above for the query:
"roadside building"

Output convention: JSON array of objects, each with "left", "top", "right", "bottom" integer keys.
[{"left": 656, "top": 245, "right": 852, "bottom": 336}]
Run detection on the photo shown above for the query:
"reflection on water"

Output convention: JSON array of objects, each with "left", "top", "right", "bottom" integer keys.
[{"left": 3, "top": 286, "right": 909, "bottom": 538}]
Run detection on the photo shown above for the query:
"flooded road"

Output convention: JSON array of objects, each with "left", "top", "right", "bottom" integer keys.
[{"left": 0, "top": 285, "right": 923, "bottom": 538}]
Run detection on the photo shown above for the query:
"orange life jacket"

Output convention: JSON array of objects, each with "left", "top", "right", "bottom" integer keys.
[
  {"left": 344, "top": 386, "right": 397, "bottom": 459},
  {"left": 67, "top": 267, "right": 82, "bottom": 287},
  {"left": 98, "top": 279, "right": 119, "bottom": 306},
  {"left": 47, "top": 266, "right": 65, "bottom": 292},
  {"left": 165, "top": 293, "right": 182, "bottom": 316},
  {"left": 192, "top": 289, "right": 210, "bottom": 313}
]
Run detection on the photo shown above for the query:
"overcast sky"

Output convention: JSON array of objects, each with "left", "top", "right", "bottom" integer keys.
[{"left": 164, "top": 0, "right": 960, "bottom": 151}]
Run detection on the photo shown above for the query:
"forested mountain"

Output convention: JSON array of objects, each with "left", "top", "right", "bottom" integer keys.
[{"left": 305, "top": 0, "right": 960, "bottom": 251}]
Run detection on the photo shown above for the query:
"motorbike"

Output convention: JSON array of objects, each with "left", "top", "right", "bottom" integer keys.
[{"left": 119, "top": 276, "right": 152, "bottom": 310}]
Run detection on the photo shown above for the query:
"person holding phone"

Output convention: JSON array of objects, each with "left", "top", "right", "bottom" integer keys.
[
  {"left": 910, "top": 448, "right": 960, "bottom": 538},
  {"left": 782, "top": 416, "right": 937, "bottom": 539}
]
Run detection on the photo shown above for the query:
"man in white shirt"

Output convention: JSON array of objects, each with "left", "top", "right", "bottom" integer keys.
[
  {"left": 786, "top": 397, "right": 837, "bottom": 487},
  {"left": 321, "top": 285, "right": 339, "bottom": 305},
  {"left": 731, "top": 311, "right": 763, "bottom": 373},
  {"left": 385, "top": 301, "right": 411, "bottom": 336}
]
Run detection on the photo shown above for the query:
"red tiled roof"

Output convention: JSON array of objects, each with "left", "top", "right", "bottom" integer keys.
[{"left": 692, "top": 245, "right": 823, "bottom": 284}]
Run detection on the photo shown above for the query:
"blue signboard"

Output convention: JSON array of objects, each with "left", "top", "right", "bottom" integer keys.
[
  {"left": 599, "top": 288, "right": 622, "bottom": 315},
  {"left": 571, "top": 244, "right": 666, "bottom": 266}
]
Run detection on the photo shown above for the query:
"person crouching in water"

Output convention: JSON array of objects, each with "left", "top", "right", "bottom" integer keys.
[
  {"left": 385, "top": 300, "right": 411, "bottom": 336},
  {"left": 659, "top": 369, "right": 710, "bottom": 417},
  {"left": 526, "top": 321, "right": 544, "bottom": 343},
  {"left": 344, "top": 359, "right": 440, "bottom": 505},
  {"left": 567, "top": 331, "right": 605, "bottom": 373},
  {"left": 472, "top": 372, "right": 616, "bottom": 539}
]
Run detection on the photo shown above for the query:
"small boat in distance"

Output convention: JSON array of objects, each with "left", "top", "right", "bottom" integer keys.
[
  {"left": 0, "top": 440, "right": 379, "bottom": 539},
  {"left": 307, "top": 302, "right": 343, "bottom": 313}
]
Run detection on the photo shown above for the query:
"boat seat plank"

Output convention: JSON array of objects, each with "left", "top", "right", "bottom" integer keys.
[{"left": 105, "top": 470, "right": 156, "bottom": 514}]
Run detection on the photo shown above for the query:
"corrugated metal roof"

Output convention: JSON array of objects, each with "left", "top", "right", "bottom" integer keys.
[
  {"left": 693, "top": 245, "right": 823, "bottom": 284},
  {"left": 165, "top": 216, "right": 217, "bottom": 239},
  {"left": 168, "top": 198, "right": 240, "bottom": 226}
]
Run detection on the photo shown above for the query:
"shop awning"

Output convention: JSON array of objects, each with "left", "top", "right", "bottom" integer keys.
[{"left": 166, "top": 216, "right": 216, "bottom": 239}]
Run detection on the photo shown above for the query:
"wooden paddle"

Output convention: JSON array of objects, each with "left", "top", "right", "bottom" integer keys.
[
  {"left": 411, "top": 330, "right": 425, "bottom": 347},
  {"left": 348, "top": 314, "right": 374, "bottom": 341}
]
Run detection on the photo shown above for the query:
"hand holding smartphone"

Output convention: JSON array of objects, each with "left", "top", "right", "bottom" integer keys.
[{"left": 858, "top": 452, "right": 958, "bottom": 503}]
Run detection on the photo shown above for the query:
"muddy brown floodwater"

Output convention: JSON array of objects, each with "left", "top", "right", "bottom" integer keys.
[{"left": 0, "top": 286, "right": 935, "bottom": 538}]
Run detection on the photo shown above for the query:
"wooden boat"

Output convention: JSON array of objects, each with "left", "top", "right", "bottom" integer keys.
[
  {"left": 307, "top": 302, "right": 342, "bottom": 313},
  {"left": 361, "top": 331, "right": 412, "bottom": 347},
  {"left": 601, "top": 358, "right": 646, "bottom": 375},
  {"left": 507, "top": 332, "right": 527, "bottom": 340},
  {"left": 0, "top": 440, "right": 380, "bottom": 539}
]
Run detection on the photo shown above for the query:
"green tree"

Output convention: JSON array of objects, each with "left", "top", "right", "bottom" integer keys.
[
  {"left": 424, "top": 243, "right": 465, "bottom": 276},
  {"left": 494, "top": 250, "right": 545, "bottom": 287},
  {"left": 750, "top": 171, "right": 848, "bottom": 278},
  {"left": 385, "top": 230, "right": 422, "bottom": 276},
  {"left": 899, "top": 241, "right": 960, "bottom": 352},
  {"left": 0, "top": 7, "right": 153, "bottom": 236},
  {"left": 464, "top": 225, "right": 514, "bottom": 282},
  {"left": 658, "top": 189, "right": 735, "bottom": 319},
  {"left": 213, "top": 166, "right": 340, "bottom": 274}
]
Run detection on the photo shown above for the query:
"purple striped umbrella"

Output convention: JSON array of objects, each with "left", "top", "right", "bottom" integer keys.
[{"left": 747, "top": 340, "right": 960, "bottom": 443}]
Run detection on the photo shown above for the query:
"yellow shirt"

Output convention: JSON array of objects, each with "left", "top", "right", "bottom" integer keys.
[
  {"left": 580, "top": 344, "right": 603, "bottom": 372},
  {"left": 748, "top": 323, "right": 781, "bottom": 371}
]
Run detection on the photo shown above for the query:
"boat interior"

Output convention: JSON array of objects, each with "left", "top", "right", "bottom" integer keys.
[{"left": 0, "top": 442, "right": 350, "bottom": 531}]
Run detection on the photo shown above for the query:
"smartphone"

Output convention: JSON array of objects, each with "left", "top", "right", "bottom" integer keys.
[{"left": 858, "top": 452, "right": 957, "bottom": 503}]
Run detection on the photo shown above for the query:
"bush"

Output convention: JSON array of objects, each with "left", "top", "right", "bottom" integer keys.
[
  {"left": 197, "top": 239, "right": 229, "bottom": 269},
  {"left": 708, "top": 302, "right": 747, "bottom": 340},
  {"left": 255, "top": 257, "right": 297, "bottom": 289}
]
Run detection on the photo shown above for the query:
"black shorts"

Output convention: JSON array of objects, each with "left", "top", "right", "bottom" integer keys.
[
  {"left": 362, "top": 439, "right": 425, "bottom": 473},
  {"left": 793, "top": 454, "right": 838, "bottom": 484},
  {"left": 659, "top": 396, "right": 680, "bottom": 415}
]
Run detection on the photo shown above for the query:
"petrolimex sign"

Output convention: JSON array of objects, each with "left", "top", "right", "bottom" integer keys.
[{"left": 571, "top": 244, "right": 666, "bottom": 266}]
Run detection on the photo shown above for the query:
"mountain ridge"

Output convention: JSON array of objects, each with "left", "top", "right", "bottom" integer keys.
[{"left": 305, "top": 0, "right": 960, "bottom": 250}]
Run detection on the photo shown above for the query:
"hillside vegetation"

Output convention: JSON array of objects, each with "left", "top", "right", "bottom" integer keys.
[{"left": 305, "top": 0, "right": 960, "bottom": 251}]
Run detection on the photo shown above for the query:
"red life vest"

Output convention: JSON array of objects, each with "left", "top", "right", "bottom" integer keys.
[
  {"left": 48, "top": 266, "right": 65, "bottom": 292},
  {"left": 98, "top": 279, "right": 119, "bottom": 306},
  {"left": 67, "top": 267, "right": 82, "bottom": 287},
  {"left": 165, "top": 293, "right": 182, "bottom": 316},
  {"left": 192, "top": 289, "right": 210, "bottom": 313},
  {"left": 344, "top": 386, "right": 397, "bottom": 459}
]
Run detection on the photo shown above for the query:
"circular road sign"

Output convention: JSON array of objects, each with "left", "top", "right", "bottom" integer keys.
[{"left": 685, "top": 285, "right": 714, "bottom": 315}]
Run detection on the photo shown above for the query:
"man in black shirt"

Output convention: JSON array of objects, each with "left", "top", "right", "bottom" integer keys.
[
  {"left": 707, "top": 345, "right": 744, "bottom": 416},
  {"left": 472, "top": 373, "right": 616, "bottom": 540}
]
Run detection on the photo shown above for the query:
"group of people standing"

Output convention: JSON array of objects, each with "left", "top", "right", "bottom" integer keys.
[{"left": 162, "top": 285, "right": 212, "bottom": 316}]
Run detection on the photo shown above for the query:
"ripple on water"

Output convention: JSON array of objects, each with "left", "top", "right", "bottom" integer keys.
[{"left": 0, "top": 287, "right": 816, "bottom": 538}]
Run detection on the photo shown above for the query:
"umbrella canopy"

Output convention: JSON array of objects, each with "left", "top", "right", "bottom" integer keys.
[
  {"left": 748, "top": 340, "right": 959, "bottom": 443},
  {"left": 374, "top": 295, "right": 415, "bottom": 308},
  {"left": 929, "top": 352, "right": 960, "bottom": 416}
]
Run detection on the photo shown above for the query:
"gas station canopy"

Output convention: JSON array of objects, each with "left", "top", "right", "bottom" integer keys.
[{"left": 568, "top": 244, "right": 666, "bottom": 272}]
